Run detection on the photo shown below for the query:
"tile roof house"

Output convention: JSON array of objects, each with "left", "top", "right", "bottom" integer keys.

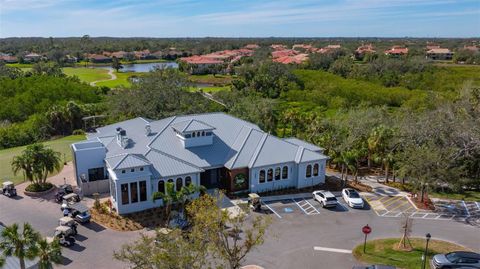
[
  {"left": 385, "top": 46, "right": 409, "bottom": 57},
  {"left": 355, "top": 44, "right": 376, "bottom": 59},
  {"left": 23, "top": 52, "right": 42, "bottom": 63},
  {"left": 426, "top": 48, "right": 453, "bottom": 60},
  {"left": 72, "top": 113, "right": 328, "bottom": 214},
  {"left": 0, "top": 55, "right": 18, "bottom": 63},
  {"left": 87, "top": 54, "right": 112, "bottom": 63}
]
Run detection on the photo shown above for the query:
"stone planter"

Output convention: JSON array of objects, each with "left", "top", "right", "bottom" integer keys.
[{"left": 24, "top": 185, "right": 56, "bottom": 197}]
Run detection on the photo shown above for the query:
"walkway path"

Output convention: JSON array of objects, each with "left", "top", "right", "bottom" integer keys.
[
  {"left": 199, "top": 91, "right": 227, "bottom": 107},
  {"left": 90, "top": 68, "right": 117, "bottom": 86}
]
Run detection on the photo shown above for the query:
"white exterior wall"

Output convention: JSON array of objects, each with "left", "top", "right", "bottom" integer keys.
[
  {"left": 71, "top": 142, "right": 106, "bottom": 183},
  {"left": 111, "top": 167, "right": 156, "bottom": 215},
  {"left": 249, "top": 163, "right": 297, "bottom": 193},
  {"left": 296, "top": 159, "right": 327, "bottom": 189}
]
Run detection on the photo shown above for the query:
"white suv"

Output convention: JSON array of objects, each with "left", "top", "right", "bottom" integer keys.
[{"left": 312, "top": 190, "right": 339, "bottom": 208}]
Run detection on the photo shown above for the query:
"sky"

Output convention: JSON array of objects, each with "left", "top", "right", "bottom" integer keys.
[{"left": 0, "top": 0, "right": 479, "bottom": 38}]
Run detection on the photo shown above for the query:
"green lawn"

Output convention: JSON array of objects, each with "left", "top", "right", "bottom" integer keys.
[
  {"left": 6, "top": 63, "right": 33, "bottom": 68},
  {"left": 188, "top": 74, "right": 233, "bottom": 85},
  {"left": 353, "top": 238, "right": 468, "bottom": 269},
  {"left": 95, "top": 72, "right": 136, "bottom": 88},
  {"left": 430, "top": 190, "right": 480, "bottom": 202},
  {"left": 62, "top": 67, "right": 110, "bottom": 83},
  {"left": 0, "top": 135, "right": 85, "bottom": 185}
]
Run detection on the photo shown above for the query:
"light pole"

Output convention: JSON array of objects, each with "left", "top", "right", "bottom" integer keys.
[{"left": 422, "top": 233, "right": 431, "bottom": 269}]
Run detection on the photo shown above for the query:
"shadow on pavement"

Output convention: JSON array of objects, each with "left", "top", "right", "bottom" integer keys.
[
  {"left": 374, "top": 187, "right": 400, "bottom": 196},
  {"left": 60, "top": 255, "right": 73, "bottom": 266},
  {"left": 83, "top": 221, "right": 106, "bottom": 232},
  {"left": 70, "top": 244, "right": 86, "bottom": 252},
  {"left": 74, "top": 233, "right": 88, "bottom": 242},
  {"left": 325, "top": 204, "right": 348, "bottom": 212}
]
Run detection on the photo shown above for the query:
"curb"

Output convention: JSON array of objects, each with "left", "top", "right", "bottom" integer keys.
[{"left": 23, "top": 186, "right": 56, "bottom": 197}]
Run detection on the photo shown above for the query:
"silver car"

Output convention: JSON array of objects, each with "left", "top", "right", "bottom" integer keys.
[{"left": 431, "top": 251, "right": 480, "bottom": 269}]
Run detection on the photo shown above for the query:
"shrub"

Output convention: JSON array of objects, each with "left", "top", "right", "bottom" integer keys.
[
  {"left": 25, "top": 182, "right": 54, "bottom": 192},
  {"left": 72, "top": 129, "right": 85, "bottom": 135}
]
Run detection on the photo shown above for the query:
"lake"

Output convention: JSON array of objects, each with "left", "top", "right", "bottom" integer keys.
[{"left": 93, "top": 62, "right": 178, "bottom": 73}]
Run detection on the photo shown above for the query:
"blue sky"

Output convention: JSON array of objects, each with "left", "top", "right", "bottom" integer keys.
[{"left": 0, "top": 0, "right": 479, "bottom": 37}]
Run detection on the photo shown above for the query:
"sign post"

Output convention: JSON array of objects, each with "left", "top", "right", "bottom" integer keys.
[{"left": 362, "top": 224, "right": 372, "bottom": 253}]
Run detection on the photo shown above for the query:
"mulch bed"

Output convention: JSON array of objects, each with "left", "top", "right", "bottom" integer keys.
[
  {"left": 91, "top": 205, "right": 166, "bottom": 231},
  {"left": 409, "top": 193, "right": 435, "bottom": 210}
]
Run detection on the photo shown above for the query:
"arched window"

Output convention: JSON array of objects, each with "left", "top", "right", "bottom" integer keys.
[
  {"left": 259, "top": 170, "right": 265, "bottom": 183},
  {"left": 313, "top": 163, "right": 319, "bottom": 176},
  {"left": 176, "top": 178, "right": 183, "bottom": 191},
  {"left": 185, "top": 176, "right": 192, "bottom": 186},
  {"left": 267, "top": 169, "right": 273, "bottom": 182},
  {"left": 202, "top": 131, "right": 205, "bottom": 136},
  {"left": 158, "top": 180, "right": 165, "bottom": 193},
  {"left": 275, "top": 167, "right": 281, "bottom": 180},
  {"left": 282, "top": 166, "right": 288, "bottom": 179},
  {"left": 192, "top": 132, "right": 196, "bottom": 137},
  {"left": 197, "top": 132, "right": 201, "bottom": 137},
  {"left": 306, "top": 165, "right": 312, "bottom": 178}
]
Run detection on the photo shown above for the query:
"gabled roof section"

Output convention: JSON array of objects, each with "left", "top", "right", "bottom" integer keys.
[
  {"left": 145, "top": 149, "right": 203, "bottom": 178},
  {"left": 284, "top": 137, "right": 324, "bottom": 152},
  {"left": 171, "top": 119, "right": 215, "bottom": 133},
  {"left": 298, "top": 148, "right": 329, "bottom": 163},
  {"left": 225, "top": 127, "right": 264, "bottom": 169},
  {"left": 105, "top": 154, "right": 151, "bottom": 170}
]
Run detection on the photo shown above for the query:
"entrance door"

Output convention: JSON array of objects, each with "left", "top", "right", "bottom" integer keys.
[{"left": 200, "top": 169, "right": 220, "bottom": 189}]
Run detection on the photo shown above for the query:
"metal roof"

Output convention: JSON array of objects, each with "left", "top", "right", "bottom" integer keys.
[
  {"left": 76, "top": 112, "right": 327, "bottom": 176},
  {"left": 283, "top": 137, "right": 324, "bottom": 152},
  {"left": 171, "top": 119, "right": 215, "bottom": 133}
]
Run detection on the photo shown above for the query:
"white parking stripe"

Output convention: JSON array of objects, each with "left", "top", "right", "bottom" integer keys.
[
  {"left": 261, "top": 202, "right": 282, "bottom": 219},
  {"left": 461, "top": 200, "right": 470, "bottom": 217},
  {"left": 313, "top": 246, "right": 352, "bottom": 254},
  {"left": 292, "top": 199, "right": 320, "bottom": 215}
]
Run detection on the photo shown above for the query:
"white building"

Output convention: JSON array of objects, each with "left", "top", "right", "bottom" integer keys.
[{"left": 71, "top": 113, "right": 328, "bottom": 214}]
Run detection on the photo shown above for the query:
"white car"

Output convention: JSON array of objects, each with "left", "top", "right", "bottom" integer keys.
[
  {"left": 342, "top": 188, "right": 364, "bottom": 208},
  {"left": 313, "top": 190, "right": 339, "bottom": 208}
]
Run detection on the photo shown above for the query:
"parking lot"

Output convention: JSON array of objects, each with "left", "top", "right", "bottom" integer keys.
[{"left": 363, "top": 193, "right": 480, "bottom": 222}]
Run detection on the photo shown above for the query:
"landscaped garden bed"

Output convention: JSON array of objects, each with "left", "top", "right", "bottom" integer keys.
[
  {"left": 353, "top": 238, "right": 469, "bottom": 269},
  {"left": 24, "top": 182, "right": 56, "bottom": 197},
  {"left": 90, "top": 201, "right": 166, "bottom": 231}
]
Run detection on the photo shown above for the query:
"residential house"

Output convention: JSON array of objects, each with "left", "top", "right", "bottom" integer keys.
[
  {"left": 385, "top": 46, "right": 408, "bottom": 57},
  {"left": 134, "top": 50, "right": 152, "bottom": 60},
  {"left": 273, "top": 54, "right": 308, "bottom": 64},
  {"left": 271, "top": 44, "right": 288, "bottom": 51},
  {"left": 88, "top": 54, "right": 112, "bottom": 63},
  {"left": 244, "top": 44, "right": 260, "bottom": 50},
  {"left": 426, "top": 44, "right": 441, "bottom": 50},
  {"left": 65, "top": 55, "right": 78, "bottom": 63},
  {"left": 71, "top": 113, "right": 328, "bottom": 214},
  {"left": 426, "top": 48, "right": 453, "bottom": 60},
  {"left": 110, "top": 51, "right": 128, "bottom": 59},
  {"left": 0, "top": 54, "right": 18, "bottom": 63},
  {"left": 354, "top": 44, "right": 376, "bottom": 60},
  {"left": 23, "top": 52, "right": 42, "bottom": 63},
  {"left": 179, "top": 55, "right": 224, "bottom": 74},
  {"left": 463, "top": 45, "right": 479, "bottom": 52}
]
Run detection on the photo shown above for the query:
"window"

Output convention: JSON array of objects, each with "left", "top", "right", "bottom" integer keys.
[
  {"left": 130, "top": 182, "right": 138, "bottom": 203},
  {"left": 202, "top": 131, "right": 205, "bottom": 136},
  {"left": 197, "top": 132, "right": 201, "bottom": 137},
  {"left": 121, "top": 183, "right": 129, "bottom": 205},
  {"left": 176, "top": 178, "right": 183, "bottom": 191},
  {"left": 192, "top": 132, "right": 196, "bottom": 137},
  {"left": 158, "top": 180, "right": 165, "bottom": 193},
  {"left": 275, "top": 167, "right": 281, "bottom": 180},
  {"left": 259, "top": 170, "right": 265, "bottom": 183},
  {"left": 110, "top": 179, "right": 116, "bottom": 201},
  {"left": 313, "top": 163, "right": 319, "bottom": 176},
  {"left": 122, "top": 170, "right": 126, "bottom": 174},
  {"left": 130, "top": 168, "right": 135, "bottom": 173},
  {"left": 267, "top": 169, "right": 273, "bottom": 182},
  {"left": 185, "top": 176, "right": 192, "bottom": 186},
  {"left": 88, "top": 167, "right": 104, "bottom": 181},
  {"left": 306, "top": 165, "right": 312, "bottom": 178},
  {"left": 139, "top": 181, "right": 147, "bottom": 202},
  {"left": 206, "top": 132, "right": 212, "bottom": 136},
  {"left": 282, "top": 166, "right": 288, "bottom": 179},
  {"left": 140, "top": 167, "right": 144, "bottom": 171}
]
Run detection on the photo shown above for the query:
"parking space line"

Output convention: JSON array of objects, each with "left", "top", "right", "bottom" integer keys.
[
  {"left": 292, "top": 199, "right": 320, "bottom": 215},
  {"left": 379, "top": 196, "right": 395, "bottom": 203},
  {"left": 313, "top": 246, "right": 352, "bottom": 254},
  {"left": 388, "top": 199, "right": 410, "bottom": 212},
  {"left": 383, "top": 196, "right": 404, "bottom": 207},
  {"left": 261, "top": 202, "right": 282, "bottom": 219},
  {"left": 461, "top": 200, "right": 471, "bottom": 217}
]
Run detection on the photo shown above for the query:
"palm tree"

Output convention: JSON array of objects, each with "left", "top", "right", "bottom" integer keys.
[
  {"left": 0, "top": 223, "right": 40, "bottom": 269},
  {"left": 0, "top": 255, "right": 5, "bottom": 267},
  {"left": 11, "top": 143, "right": 61, "bottom": 186},
  {"left": 37, "top": 238, "right": 62, "bottom": 269}
]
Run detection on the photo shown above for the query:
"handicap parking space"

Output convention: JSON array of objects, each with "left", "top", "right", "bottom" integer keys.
[{"left": 263, "top": 199, "right": 304, "bottom": 219}]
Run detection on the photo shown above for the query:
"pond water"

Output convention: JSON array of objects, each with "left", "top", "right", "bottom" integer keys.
[{"left": 92, "top": 62, "right": 178, "bottom": 73}]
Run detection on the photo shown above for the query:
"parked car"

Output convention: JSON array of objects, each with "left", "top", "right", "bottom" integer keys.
[
  {"left": 55, "top": 184, "right": 74, "bottom": 203},
  {"left": 312, "top": 190, "right": 338, "bottom": 208},
  {"left": 342, "top": 188, "right": 364, "bottom": 208},
  {"left": 2, "top": 181, "right": 17, "bottom": 197},
  {"left": 431, "top": 251, "right": 480, "bottom": 268},
  {"left": 352, "top": 265, "right": 396, "bottom": 269}
]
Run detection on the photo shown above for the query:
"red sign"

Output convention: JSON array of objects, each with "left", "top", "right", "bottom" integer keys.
[{"left": 362, "top": 225, "right": 371, "bottom": 234}]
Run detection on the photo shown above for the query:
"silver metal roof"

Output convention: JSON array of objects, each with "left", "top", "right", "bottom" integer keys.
[
  {"left": 76, "top": 112, "right": 327, "bottom": 176},
  {"left": 171, "top": 119, "right": 215, "bottom": 133}
]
